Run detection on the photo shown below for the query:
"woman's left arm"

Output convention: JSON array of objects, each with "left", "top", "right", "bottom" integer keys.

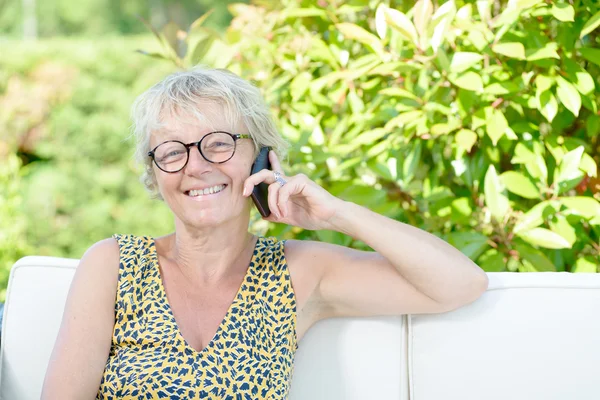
[
  {"left": 244, "top": 151, "right": 489, "bottom": 320},
  {"left": 318, "top": 200, "right": 489, "bottom": 316}
]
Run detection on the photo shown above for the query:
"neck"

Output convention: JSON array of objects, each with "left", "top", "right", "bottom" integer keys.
[{"left": 164, "top": 214, "right": 256, "bottom": 283}]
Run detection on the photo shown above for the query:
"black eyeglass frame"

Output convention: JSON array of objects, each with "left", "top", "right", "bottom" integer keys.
[{"left": 148, "top": 131, "right": 251, "bottom": 173}]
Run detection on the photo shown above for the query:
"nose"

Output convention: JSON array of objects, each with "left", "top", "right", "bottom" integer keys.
[{"left": 184, "top": 145, "right": 213, "bottom": 176}]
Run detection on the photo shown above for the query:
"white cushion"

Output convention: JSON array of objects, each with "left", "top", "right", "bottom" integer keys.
[
  {"left": 0, "top": 257, "right": 78, "bottom": 400},
  {"left": 290, "top": 316, "right": 407, "bottom": 400},
  {"left": 408, "top": 272, "right": 600, "bottom": 400}
]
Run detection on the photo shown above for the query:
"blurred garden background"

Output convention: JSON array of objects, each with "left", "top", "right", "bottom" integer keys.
[{"left": 1, "top": 0, "right": 600, "bottom": 300}]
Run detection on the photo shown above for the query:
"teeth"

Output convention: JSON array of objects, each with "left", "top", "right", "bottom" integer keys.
[{"left": 188, "top": 185, "right": 225, "bottom": 197}]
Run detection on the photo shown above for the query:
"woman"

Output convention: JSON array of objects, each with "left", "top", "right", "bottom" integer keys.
[{"left": 42, "top": 68, "right": 488, "bottom": 399}]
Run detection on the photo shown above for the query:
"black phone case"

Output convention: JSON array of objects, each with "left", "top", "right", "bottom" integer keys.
[{"left": 250, "top": 147, "right": 271, "bottom": 217}]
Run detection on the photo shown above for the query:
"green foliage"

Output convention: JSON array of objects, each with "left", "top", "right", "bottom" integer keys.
[
  {"left": 0, "top": 155, "right": 29, "bottom": 301},
  {"left": 0, "top": 0, "right": 241, "bottom": 37},
  {"left": 141, "top": 0, "right": 600, "bottom": 272},
  {"left": 0, "top": 38, "right": 176, "bottom": 264},
  {"left": 1, "top": 0, "right": 599, "bottom": 287}
]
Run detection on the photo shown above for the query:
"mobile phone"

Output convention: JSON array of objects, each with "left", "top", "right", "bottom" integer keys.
[{"left": 250, "top": 147, "right": 271, "bottom": 217}]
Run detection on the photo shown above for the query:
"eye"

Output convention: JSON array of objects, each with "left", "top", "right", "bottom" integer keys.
[{"left": 157, "top": 149, "right": 186, "bottom": 162}]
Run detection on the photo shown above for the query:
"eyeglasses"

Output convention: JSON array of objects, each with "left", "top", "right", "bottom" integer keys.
[{"left": 148, "top": 131, "right": 250, "bottom": 173}]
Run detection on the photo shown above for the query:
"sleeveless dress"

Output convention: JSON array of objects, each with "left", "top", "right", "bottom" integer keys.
[{"left": 96, "top": 234, "right": 298, "bottom": 400}]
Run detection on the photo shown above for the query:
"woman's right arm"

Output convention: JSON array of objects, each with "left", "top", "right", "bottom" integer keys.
[{"left": 41, "top": 238, "right": 120, "bottom": 400}]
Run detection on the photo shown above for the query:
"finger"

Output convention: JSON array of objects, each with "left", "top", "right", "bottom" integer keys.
[
  {"left": 267, "top": 181, "right": 283, "bottom": 219},
  {"left": 279, "top": 174, "right": 308, "bottom": 217},
  {"left": 269, "top": 150, "right": 283, "bottom": 173},
  {"left": 278, "top": 176, "right": 302, "bottom": 217},
  {"left": 243, "top": 169, "right": 273, "bottom": 197}
]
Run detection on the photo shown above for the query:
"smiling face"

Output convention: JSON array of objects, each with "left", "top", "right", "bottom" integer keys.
[{"left": 149, "top": 101, "right": 256, "bottom": 228}]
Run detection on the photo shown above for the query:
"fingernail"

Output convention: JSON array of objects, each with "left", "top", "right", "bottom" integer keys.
[{"left": 242, "top": 187, "right": 247, "bottom": 196}]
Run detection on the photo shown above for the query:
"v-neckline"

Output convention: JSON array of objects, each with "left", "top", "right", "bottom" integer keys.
[{"left": 148, "top": 235, "right": 262, "bottom": 355}]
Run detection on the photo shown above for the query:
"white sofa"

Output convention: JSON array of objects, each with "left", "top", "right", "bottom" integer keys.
[{"left": 1, "top": 256, "right": 600, "bottom": 400}]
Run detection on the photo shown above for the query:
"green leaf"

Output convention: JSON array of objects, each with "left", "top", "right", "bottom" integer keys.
[
  {"left": 580, "top": 10, "right": 600, "bottom": 38},
  {"left": 281, "top": 8, "right": 328, "bottom": 19},
  {"left": 587, "top": 115, "right": 600, "bottom": 138},
  {"left": 559, "top": 196, "right": 600, "bottom": 219},
  {"left": 352, "top": 128, "right": 389, "bottom": 147},
  {"left": 556, "top": 145, "right": 584, "bottom": 185},
  {"left": 383, "top": 7, "right": 419, "bottom": 46},
  {"left": 336, "top": 23, "right": 384, "bottom": 55},
  {"left": 379, "top": 87, "right": 419, "bottom": 100},
  {"left": 580, "top": 48, "right": 600, "bottom": 67},
  {"left": 135, "top": 50, "right": 169, "bottom": 61},
  {"left": 580, "top": 153, "right": 597, "bottom": 178},
  {"left": 375, "top": 4, "right": 388, "bottom": 39},
  {"left": 485, "top": 81, "right": 519, "bottom": 95},
  {"left": 551, "top": 3, "right": 574, "bottom": 22},
  {"left": 449, "top": 71, "right": 483, "bottom": 92},
  {"left": 188, "top": 10, "right": 215, "bottom": 33},
  {"left": 290, "top": 72, "right": 312, "bottom": 102},
  {"left": 413, "top": 0, "right": 434, "bottom": 41},
  {"left": 161, "top": 21, "right": 183, "bottom": 56},
  {"left": 447, "top": 231, "right": 490, "bottom": 260},
  {"left": 537, "top": 90, "right": 558, "bottom": 122},
  {"left": 572, "top": 257, "right": 598, "bottom": 273},
  {"left": 430, "top": 123, "right": 455, "bottom": 136},
  {"left": 467, "top": 29, "right": 489, "bottom": 51},
  {"left": 526, "top": 42, "right": 560, "bottom": 61},
  {"left": 511, "top": 143, "right": 548, "bottom": 184},
  {"left": 309, "top": 37, "right": 340, "bottom": 68},
  {"left": 513, "top": 200, "right": 557, "bottom": 233},
  {"left": 549, "top": 216, "right": 577, "bottom": 246},
  {"left": 513, "top": 0, "right": 544, "bottom": 11},
  {"left": 451, "top": 197, "right": 473, "bottom": 223},
  {"left": 347, "top": 89, "right": 365, "bottom": 113},
  {"left": 493, "top": 8, "right": 520, "bottom": 28},
  {"left": 485, "top": 108, "right": 508, "bottom": 146},
  {"left": 563, "top": 59, "right": 595, "bottom": 95},
  {"left": 484, "top": 165, "right": 510, "bottom": 221},
  {"left": 450, "top": 52, "right": 484, "bottom": 73},
  {"left": 189, "top": 35, "right": 217, "bottom": 65},
  {"left": 367, "top": 159, "right": 394, "bottom": 181},
  {"left": 429, "top": 1, "right": 455, "bottom": 52},
  {"left": 455, "top": 129, "right": 478, "bottom": 152},
  {"left": 367, "top": 62, "right": 421, "bottom": 76},
  {"left": 477, "top": 249, "right": 506, "bottom": 272},
  {"left": 500, "top": 171, "right": 540, "bottom": 199},
  {"left": 402, "top": 141, "right": 422, "bottom": 183},
  {"left": 556, "top": 76, "right": 581, "bottom": 116},
  {"left": 517, "top": 228, "right": 571, "bottom": 249},
  {"left": 535, "top": 74, "right": 554, "bottom": 93},
  {"left": 137, "top": 15, "right": 169, "bottom": 51},
  {"left": 386, "top": 110, "right": 424, "bottom": 129},
  {"left": 492, "top": 42, "right": 525, "bottom": 59},
  {"left": 514, "top": 244, "right": 557, "bottom": 271}
]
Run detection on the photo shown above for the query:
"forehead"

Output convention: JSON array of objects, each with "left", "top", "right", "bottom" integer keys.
[{"left": 150, "top": 101, "right": 245, "bottom": 145}]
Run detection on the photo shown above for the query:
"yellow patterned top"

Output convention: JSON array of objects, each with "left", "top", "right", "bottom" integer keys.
[{"left": 96, "top": 234, "right": 297, "bottom": 399}]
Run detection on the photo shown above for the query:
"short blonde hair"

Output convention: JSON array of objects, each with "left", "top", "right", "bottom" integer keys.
[{"left": 131, "top": 67, "right": 290, "bottom": 200}]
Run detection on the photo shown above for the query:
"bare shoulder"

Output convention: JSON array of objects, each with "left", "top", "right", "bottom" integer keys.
[
  {"left": 84, "top": 237, "right": 120, "bottom": 259},
  {"left": 74, "top": 237, "right": 121, "bottom": 293}
]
